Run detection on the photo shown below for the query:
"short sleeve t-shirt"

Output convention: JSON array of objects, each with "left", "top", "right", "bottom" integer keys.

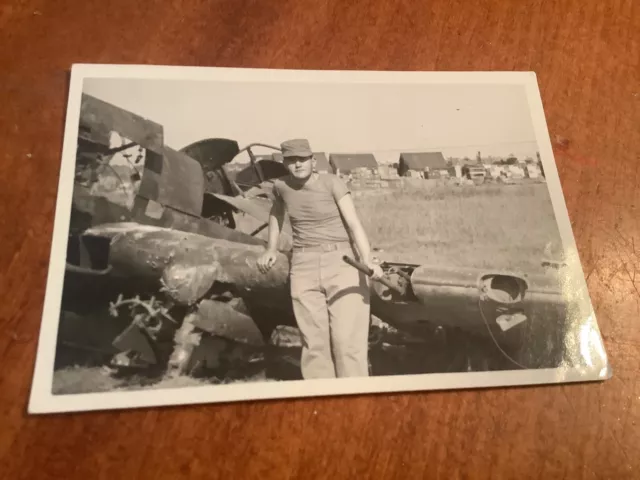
[{"left": 273, "top": 174, "right": 351, "bottom": 248}]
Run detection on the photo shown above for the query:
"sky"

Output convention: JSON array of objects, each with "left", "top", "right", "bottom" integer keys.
[{"left": 83, "top": 77, "right": 541, "bottom": 165}]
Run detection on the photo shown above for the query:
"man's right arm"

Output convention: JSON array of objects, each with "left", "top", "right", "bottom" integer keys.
[
  {"left": 258, "top": 194, "right": 285, "bottom": 273},
  {"left": 266, "top": 198, "right": 285, "bottom": 252}
]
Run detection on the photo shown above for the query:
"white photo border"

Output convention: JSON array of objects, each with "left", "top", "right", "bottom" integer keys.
[{"left": 28, "top": 65, "right": 610, "bottom": 414}]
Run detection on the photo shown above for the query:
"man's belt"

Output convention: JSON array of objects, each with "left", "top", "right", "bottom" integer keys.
[{"left": 292, "top": 241, "right": 353, "bottom": 253}]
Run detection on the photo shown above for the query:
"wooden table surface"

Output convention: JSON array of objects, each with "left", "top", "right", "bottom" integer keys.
[{"left": 1, "top": 1, "right": 638, "bottom": 478}]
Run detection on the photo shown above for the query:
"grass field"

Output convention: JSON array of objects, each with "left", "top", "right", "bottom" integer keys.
[
  {"left": 239, "top": 181, "right": 565, "bottom": 271},
  {"left": 353, "top": 183, "right": 564, "bottom": 272}
]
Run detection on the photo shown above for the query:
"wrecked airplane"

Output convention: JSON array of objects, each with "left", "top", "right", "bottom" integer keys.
[{"left": 57, "top": 93, "right": 579, "bottom": 383}]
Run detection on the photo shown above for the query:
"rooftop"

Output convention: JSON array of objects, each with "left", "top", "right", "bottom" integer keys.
[
  {"left": 329, "top": 153, "right": 379, "bottom": 172},
  {"left": 399, "top": 152, "right": 448, "bottom": 170}
]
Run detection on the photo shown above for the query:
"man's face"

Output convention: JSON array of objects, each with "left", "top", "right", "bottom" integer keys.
[{"left": 284, "top": 155, "right": 314, "bottom": 179}]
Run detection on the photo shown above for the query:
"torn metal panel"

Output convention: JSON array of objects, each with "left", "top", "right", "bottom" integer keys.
[
  {"left": 210, "top": 193, "right": 292, "bottom": 236},
  {"left": 194, "top": 299, "right": 265, "bottom": 346},
  {"left": 191, "top": 216, "right": 264, "bottom": 245},
  {"left": 234, "top": 159, "right": 288, "bottom": 189},
  {"left": 179, "top": 138, "right": 240, "bottom": 174},
  {"left": 242, "top": 182, "right": 276, "bottom": 199},
  {"left": 206, "top": 192, "right": 294, "bottom": 241},
  {"left": 130, "top": 199, "right": 265, "bottom": 246},
  {"left": 79, "top": 94, "right": 164, "bottom": 154},
  {"left": 136, "top": 146, "right": 205, "bottom": 217},
  {"left": 70, "top": 185, "right": 132, "bottom": 232},
  {"left": 209, "top": 193, "right": 271, "bottom": 221},
  {"left": 112, "top": 323, "right": 157, "bottom": 366},
  {"left": 179, "top": 138, "right": 240, "bottom": 195}
]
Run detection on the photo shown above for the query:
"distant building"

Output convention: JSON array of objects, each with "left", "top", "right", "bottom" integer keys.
[
  {"left": 398, "top": 152, "right": 449, "bottom": 179},
  {"left": 329, "top": 153, "right": 379, "bottom": 177}
]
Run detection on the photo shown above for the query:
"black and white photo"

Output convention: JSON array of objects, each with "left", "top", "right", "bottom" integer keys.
[{"left": 28, "top": 65, "right": 609, "bottom": 414}]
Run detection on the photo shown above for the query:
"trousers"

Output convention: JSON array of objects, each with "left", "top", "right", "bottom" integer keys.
[{"left": 289, "top": 244, "right": 371, "bottom": 379}]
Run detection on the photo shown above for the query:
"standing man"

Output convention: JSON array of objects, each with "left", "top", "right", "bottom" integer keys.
[{"left": 257, "top": 139, "right": 383, "bottom": 379}]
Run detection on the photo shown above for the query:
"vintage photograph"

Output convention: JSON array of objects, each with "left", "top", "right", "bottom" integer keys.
[{"left": 29, "top": 66, "right": 608, "bottom": 413}]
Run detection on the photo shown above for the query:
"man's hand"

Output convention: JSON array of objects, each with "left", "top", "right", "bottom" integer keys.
[{"left": 257, "top": 249, "right": 278, "bottom": 273}]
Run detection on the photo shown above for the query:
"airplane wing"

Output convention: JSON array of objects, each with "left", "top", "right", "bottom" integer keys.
[{"left": 347, "top": 256, "right": 571, "bottom": 369}]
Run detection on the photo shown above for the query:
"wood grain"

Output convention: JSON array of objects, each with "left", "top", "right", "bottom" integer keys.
[{"left": 1, "top": 0, "right": 638, "bottom": 478}]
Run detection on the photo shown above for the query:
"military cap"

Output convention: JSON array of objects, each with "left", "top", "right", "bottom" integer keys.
[{"left": 280, "top": 138, "right": 313, "bottom": 158}]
